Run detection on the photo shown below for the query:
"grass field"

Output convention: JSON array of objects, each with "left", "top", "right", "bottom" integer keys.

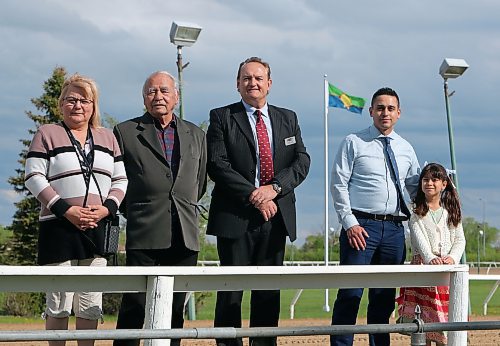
[
  {"left": 194, "top": 281, "right": 500, "bottom": 320},
  {"left": 0, "top": 281, "right": 497, "bottom": 324}
]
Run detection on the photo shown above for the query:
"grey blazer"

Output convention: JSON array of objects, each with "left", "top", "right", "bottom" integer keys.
[{"left": 114, "top": 113, "right": 207, "bottom": 251}]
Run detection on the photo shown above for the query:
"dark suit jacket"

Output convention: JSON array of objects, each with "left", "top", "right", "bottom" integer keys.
[
  {"left": 206, "top": 101, "right": 310, "bottom": 242},
  {"left": 114, "top": 113, "right": 207, "bottom": 251}
]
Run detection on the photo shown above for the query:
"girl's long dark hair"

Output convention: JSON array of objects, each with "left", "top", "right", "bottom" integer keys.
[{"left": 413, "top": 163, "right": 462, "bottom": 227}]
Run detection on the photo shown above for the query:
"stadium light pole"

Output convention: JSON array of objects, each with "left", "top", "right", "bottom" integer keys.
[
  {"left": 477, "top": 229, "right": 483, "bottom": 274},
  {"left": 439, "top": 58, "right": 468, "bottom": 193},
  {"left": 323, "top": 75, "right": 330, "bottom": 313},
  {"left": 439, "top": 58, "right": 469, "bottom": 264},
  {"left": 170, "top": 21, "right": 202, "bottom": 119},
  {"left": 480, "top": 198, "right": 486, "bottom": 256},
  {"left": 169, "top": 22, "right": 202, "bottom": 320}
]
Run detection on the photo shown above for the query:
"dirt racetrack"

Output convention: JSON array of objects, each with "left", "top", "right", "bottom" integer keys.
[{"left": 0, "top": 316, "right": 499, "bottom": 345}]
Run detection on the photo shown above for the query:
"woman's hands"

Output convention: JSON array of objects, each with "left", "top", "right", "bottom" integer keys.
[{"left": 64, "top": 205, "right": 110, "bottom": 231}]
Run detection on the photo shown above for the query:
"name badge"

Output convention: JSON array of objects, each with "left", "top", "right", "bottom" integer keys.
[{"left": 284, "top": 136, "right": 296, "bottom": 146}]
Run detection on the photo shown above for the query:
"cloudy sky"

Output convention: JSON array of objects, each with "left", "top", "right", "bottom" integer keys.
[{"left": 1, "top": 0, "right": 499, "bottom": 245}]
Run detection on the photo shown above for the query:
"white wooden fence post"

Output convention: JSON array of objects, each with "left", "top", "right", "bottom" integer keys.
[
  {"left": 448, "top": 270, "right": 469, "bottom": 346},
  {"left": 144, "top": 275, "right": 174, "bottom": 346}
]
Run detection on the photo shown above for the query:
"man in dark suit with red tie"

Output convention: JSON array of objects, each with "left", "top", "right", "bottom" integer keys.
[{"left": 206, "top": 57, "right": 310, "bottom": 346}]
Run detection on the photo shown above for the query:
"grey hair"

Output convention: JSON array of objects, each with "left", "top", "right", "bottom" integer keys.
[{"left": 142, "top": 71, "right": 179, "bottom": 97}]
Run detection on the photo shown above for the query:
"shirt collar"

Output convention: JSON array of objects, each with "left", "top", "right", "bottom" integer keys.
[
  {"left": 241, "top": 99, "right": 269, "bottom": 118},
  {"left": 150, "top": 113, "right": 177, "bottom": 130},
  {"left": 369, "top": 125, "right": 400, "bottom": 141}
]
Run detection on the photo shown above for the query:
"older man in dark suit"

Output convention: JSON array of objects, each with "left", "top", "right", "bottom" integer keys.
[
  {"left": 113, "top": 71, "right": 207, "bottom": 346},
  {"left": 207, "top": 57, "right": 310, "bottom": 346}
]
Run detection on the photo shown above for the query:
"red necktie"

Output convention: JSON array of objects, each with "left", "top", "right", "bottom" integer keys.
[{"left": 255, "top": 110, "right": 274, "bottom": 185}]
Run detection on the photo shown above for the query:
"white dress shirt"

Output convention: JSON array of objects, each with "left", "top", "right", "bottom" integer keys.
[{"left": 331, "top": 125, "right": 420, "bottom": 230}]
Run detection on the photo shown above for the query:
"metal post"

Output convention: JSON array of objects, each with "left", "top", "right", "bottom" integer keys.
[
  {"left": 410, "top": 305, "right": 426, "bottom": 346},
  {"left": 175, "top": 43, "right": 195, "bottom": 320},
  {"left": 176, "top": 46, "right": 184, "bottom": 119},
  {"left": 477, "top": 230, "right": 481, "bottom": 274},
  {"left": 443, "top": 80, "right": 459, "bottom": 193},
  {"left": 481, "top": 198, "right": 486, "bottom": 256},
  {"left": 323, "top": 76, "right": 330, "bottom": 312},
  {"left": 176, "top": 46, "right": 195, "bottom": 320},
  {"left": 443, "top": 79, "right": 466, "bottom": 265}
]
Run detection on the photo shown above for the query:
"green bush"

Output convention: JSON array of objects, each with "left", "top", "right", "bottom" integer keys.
[
  {"left": 101, "top": 252, "right": 126, "bottom": 315},
  {"left": 102, "top": 292, "right": 122, "bottom": 315},
  {"left": 2, "top": 292, "right": 44, "bottom": 317}
]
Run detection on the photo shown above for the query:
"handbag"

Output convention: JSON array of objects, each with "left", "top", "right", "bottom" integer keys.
[
  {"left": 86, "top": 172, "right": 121, "bottom": 257},
  {"left": 101, "top": 213, "right": 120, "bottom": 255}
]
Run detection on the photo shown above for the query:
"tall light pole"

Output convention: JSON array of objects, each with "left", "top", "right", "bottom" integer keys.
[
  {"left": 439, "top": 58, "right": 469, "bottom": 263},
  {"left": 439, "top": 58, "right": 469, "bottom": 191},
  {"left": 323, "top": 76, "right": 330, "bottom": 313},
  {"left": 480, "top": 198, "right": 486, "bottom": 256},
  {"left": 169, "top": 21, "right": 202, "bottom": 119},
  {"left": 477, "top": 229, "right": 483, "bottom": 274},
  {"left": 169, "top": 23, "right": 202, "bottom": 321}
]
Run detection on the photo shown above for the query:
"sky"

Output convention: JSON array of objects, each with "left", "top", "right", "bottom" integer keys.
[{"left": 1, "top": 0, "right": 499, "bottom": 245}]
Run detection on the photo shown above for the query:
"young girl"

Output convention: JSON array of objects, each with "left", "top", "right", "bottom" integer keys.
[{"left": 397, "top": 163, "right": 466, "bottom": 345}]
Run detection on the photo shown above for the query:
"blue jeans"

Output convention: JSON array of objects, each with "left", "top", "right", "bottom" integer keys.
[{"left": 330, "top": 218, "right": 406, "bottom": 346}]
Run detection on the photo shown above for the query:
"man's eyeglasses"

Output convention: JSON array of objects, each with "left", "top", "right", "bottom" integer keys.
[
  {"left": 146, "top": 87, "right": 173, "bottom": 96},
  {"left": 64, "top": 97, "right": 93, "bottom": 107}
]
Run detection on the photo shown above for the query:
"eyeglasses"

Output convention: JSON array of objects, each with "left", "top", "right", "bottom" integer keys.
[
  {"left": 146, "top": 87, "right": 173, "bottom": 96},
  {"left": 64, "top": 97, "right": 93, "bottom": 107}
]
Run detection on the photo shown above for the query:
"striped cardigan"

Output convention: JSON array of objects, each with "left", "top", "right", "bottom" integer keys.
[{"left": 25, "top": 123, "right": 128, "bottom": 264}]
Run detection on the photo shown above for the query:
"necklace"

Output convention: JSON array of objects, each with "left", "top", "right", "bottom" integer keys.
[{"left": 428, "top": 207, "right": 443, "bottom": 225}]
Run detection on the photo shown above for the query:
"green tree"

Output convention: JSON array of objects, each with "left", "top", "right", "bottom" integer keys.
[
  {"left": 1, "top": 67, "right": 66, "bottom": 316},
  {"left": 5, "top": 67, "right": 66, "bottom": 265},
  {"left": 463, "top": 217, "right": 500, "bottom": 262},
  {"left": 285, "top": 231, "right": 340, "bottom": 262},
  {"left": 196, "top": 120, "right": 218, "bottom": 262},
  {"left": 0, "top": 225, "right": 12, "bottom": 264}
]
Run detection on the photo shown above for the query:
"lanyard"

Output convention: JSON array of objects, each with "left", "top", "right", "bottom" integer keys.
[{"left": 62, "top": 122, "right": 96, "bottom": 206}]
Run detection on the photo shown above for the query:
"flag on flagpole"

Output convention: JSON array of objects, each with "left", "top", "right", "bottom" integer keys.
[{"left": 328, "top": 83, "right": 365, "bottom": 114}]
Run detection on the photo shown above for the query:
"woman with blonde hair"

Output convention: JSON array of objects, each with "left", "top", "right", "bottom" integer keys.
[{"left": 25, "top": 73, "right": 128, "bottom": 346}]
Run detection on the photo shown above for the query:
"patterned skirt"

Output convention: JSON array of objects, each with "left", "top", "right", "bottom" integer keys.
[{"left": 396, "top": 255, "right": 449, "bottom": 344}]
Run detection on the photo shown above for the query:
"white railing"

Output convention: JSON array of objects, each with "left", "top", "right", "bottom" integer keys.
[
  {"left": 0, "top": 264, "right": 469, "bottom": 345},
  {"left": 469, "top": 274, "right": 500, "bottom": 315}
]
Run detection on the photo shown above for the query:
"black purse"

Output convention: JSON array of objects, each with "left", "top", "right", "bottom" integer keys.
[{"left": 83, "top": 154, "right": 121, "bottom": 257}]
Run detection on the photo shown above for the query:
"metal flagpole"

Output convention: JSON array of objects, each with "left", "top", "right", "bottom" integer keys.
[{"left": 323, "top": 75, "right": 330, "bottom": 312}]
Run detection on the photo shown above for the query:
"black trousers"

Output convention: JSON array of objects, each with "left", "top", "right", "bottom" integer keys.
[
  {"left": 214, "top": 215, "right": 287, "bottom": 346},
  {"left": 114, "top": 246, "right": 198, "bottom": 346}
]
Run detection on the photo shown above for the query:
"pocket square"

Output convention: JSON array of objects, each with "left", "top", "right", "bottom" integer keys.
[{"left": 284, "top": 136, "right": 296, "bottom": 146}]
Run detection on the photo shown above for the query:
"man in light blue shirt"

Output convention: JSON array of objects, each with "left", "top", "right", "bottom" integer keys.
[{"left": 330, "top": 87, "right": 420, "bottom": 346}]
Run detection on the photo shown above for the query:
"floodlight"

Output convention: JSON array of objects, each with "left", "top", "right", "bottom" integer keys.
[
  {"left": 439, "top": 58, "right": 469, "bottom": 79},
  {"left": 169, "top": 21, "right": 202, "bottom": 47}
]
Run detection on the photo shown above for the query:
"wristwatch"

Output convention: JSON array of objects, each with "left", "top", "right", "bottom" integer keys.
[{"left": 271, "top": 182, "right": 282, "bottom": 195}]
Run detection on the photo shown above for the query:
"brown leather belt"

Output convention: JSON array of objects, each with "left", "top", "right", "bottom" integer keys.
[{"left": 352, "top": 209, "right": 408, "bottom": 222}]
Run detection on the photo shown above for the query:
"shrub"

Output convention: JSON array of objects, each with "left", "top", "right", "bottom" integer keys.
[{"left": 2, "top": 293, "right": 44, "bottom": 317}]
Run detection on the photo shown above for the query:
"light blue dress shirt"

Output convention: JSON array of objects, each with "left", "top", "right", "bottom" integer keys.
[
  {"left": 331, "top": 125, "right": 420, "bottom": 230},
  {"left": 241, "top": 100, "right": 274, "bottom": 187}
]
